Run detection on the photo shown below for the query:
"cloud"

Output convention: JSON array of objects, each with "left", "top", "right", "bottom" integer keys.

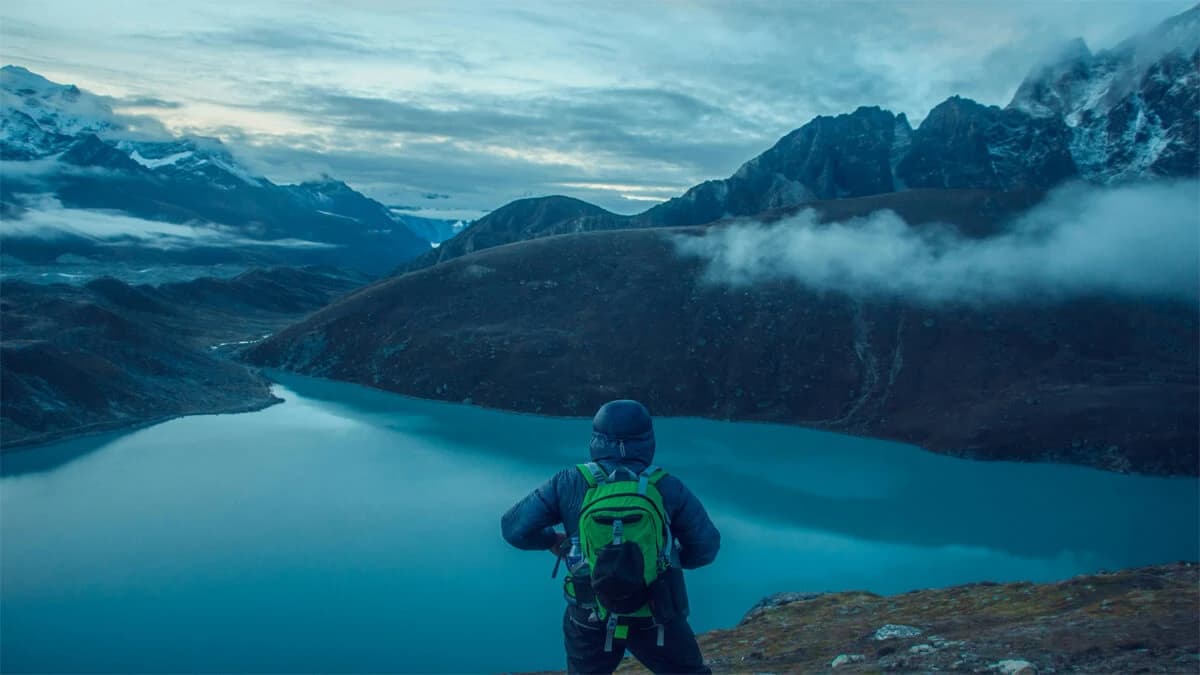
[
  {"left": 1, "top": 1, "right": 1193, "bottom": 214},
  {"left": 0, "top": 159, "right": 128, "bottom": 186},
  {"left": 215, "top": 122, "right": 703, "bottom": 214},
  {"left": 133, "top": 23, "right": 475, "bottom": 72},
  {"left": 675, "top": 181, "right": 1200, "bottom": 305},
  {"left": 2, "top": 195, "right": 335, "bottom": 250},
  {"left": 269, "top": 84, "right": 758, "bottom": 171},
  {"left": 104, "top": 94, "right": 183, "bottom": 110}
]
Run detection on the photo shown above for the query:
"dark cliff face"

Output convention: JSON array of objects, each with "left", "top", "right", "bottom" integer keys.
[
  {"left": 896, "top": 97, "right": 1078, "bottom": 191},
  {"left": 244, "top": 224, "right": 1198, "bottom": 476},
  {"left": 639, "top": 106, "right": 911, "bottom": 228},
  {"left": 60, "top": 134, "right": 148, "bottom": 172}
]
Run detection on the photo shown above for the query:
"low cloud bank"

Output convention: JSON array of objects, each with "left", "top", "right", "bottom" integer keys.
[
  {"left": 2, "top": 195, "right": 334, "bottom": 250},
  {"left": 675, "top": 181, "right": 1200, "bottom": 305}
]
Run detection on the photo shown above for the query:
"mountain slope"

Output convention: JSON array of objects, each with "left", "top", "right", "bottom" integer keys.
[
  {"left": 401, "top": 195, "right": 626, "bottom": 272},
  {"left": 245, "top": 222, "right": 1198, "bottom": 476},
  {"left": 0, "top": 267, "right": 366, "bottom": 447},
  {"left": 637, "top": 106, "right": 911, "bottom": 229}
]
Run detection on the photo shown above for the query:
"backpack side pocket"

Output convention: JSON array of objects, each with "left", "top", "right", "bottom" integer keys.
[{"left": 648, "top": 565, "right": 689, "bottom": 624}]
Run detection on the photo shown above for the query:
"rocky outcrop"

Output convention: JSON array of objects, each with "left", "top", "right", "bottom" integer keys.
[
  {"left": 621, "top": 563, "right": 1200, "bottom": 673},
  {"left": 1009, "top": 6, "right": 1199, "bottom": 183},
  {"left": 896, "top": 97, "right": 1077, "bottom": 191},
  {"left": 638, "top": 106, "right": 912, "bottom": 227}
]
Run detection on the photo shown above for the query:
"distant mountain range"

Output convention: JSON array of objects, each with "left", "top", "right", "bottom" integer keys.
[
  {"left": 405, "top": 5, "right": 1198, "bottom": 273},
  {"left": 0, "top": 65, "right": 450, "bottom": 274}
]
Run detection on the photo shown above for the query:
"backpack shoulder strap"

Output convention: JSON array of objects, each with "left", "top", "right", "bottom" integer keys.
[
  {"left": 577, "top": 462, "right": 607, "bottom": 488},
  {"left": 637, "top": 465, "right": 667, "bottom": 495}
]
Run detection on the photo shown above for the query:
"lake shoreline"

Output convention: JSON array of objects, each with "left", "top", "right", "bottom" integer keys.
[
  {"left": 0, "top": 386, "right": 282, "bottom": 453},
  {"left": 8, "top": 364, "right": 1198, "bottom": 480},
  {"left": 268, "top": 367, "right": 1200, "bottom": 479}
]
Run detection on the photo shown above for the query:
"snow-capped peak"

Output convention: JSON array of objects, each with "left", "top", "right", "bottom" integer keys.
[
  {"left": 114, "top": 136, "right": 265, "bottom": 187},
  {"left": 1006, "top": 5, "right": 1198, "bottom": 184},
  {"left": 1, "top": 64, "right": 119, "bottom": 137}
]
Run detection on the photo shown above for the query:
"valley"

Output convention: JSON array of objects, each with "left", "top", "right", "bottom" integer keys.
[
  {"left": 1, "top": 4, "right": 1198, "bottom": 673},
  {"left": 0, "top": 266, "right": 365, "bottom": 447}
]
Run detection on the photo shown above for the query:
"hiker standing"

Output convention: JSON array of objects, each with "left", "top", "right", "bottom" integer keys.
[{"left": 501, "top": 399, "right": 721, "bottom": 674}]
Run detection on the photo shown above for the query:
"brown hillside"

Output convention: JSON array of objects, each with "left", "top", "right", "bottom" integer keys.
[{"left": 244, "top": 225, "right": 1198, "bottom": 476}]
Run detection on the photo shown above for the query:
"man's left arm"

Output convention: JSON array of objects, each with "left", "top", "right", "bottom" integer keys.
[{"left": 500, "top": 468, "right": 568, "bottom": 551}]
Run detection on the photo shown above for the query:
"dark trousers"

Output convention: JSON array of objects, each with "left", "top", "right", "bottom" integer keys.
[{"left": 562, "top": 606, "right": 711, "bottom": 674}]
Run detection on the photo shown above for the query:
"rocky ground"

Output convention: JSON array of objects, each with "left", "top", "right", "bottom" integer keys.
[
  {"left": 0, "top": 266, "right": 366, "bottom": 447},
  {"left": 618, "top": 563, "right": 1199, "bottom": 674}
]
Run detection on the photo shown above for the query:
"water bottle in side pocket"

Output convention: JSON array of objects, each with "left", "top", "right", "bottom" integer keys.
[{"left": 564, "top": 535, "right": 595, "bottom": 609}]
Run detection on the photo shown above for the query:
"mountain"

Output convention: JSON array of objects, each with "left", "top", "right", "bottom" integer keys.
[
  {"left": 402, "top": 195, "right": 626, "bottom": 271},
  {"left": 0, "top": 65, "right": 116, "bottom": 145},
  {"left": 894, "top": 96, "right": 1078, "bottom": 190},
  {"left": 245, "top": 218, "right": 1198, "bottom": 476},
  {"left": 1009, "top": 5, "right": 1200, "bottom": 182},
  {"left": 0, "top": 266, "right": 367, "bottom": 448},
  {"left": 641, "top": 106, "right": 912, "bottom": 228},
  {"left": 0, "top": 66, "right": 429, "bottom": 274},
  {"left": 403, "top": 6, "right": 1198, "bottom": 273}
]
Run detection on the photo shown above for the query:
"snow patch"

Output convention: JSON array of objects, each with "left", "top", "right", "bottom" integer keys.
[
  {"left": 129, "top": 149, "right": 193, "bottom": 169},
  {"left": 209, "top": 156, "right": 264, "bottom": 186},
  {"left": 316, "top": 210, "right": 360, "bottom": 222}
]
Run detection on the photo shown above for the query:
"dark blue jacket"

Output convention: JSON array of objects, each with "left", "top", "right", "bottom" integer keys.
[{"left": 500, "top": 400, "right": 721, "bottom": 570}]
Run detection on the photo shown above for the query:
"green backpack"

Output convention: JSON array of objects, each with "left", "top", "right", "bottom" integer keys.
[{"left": 571, "top": 461, "right": 672, "bottom": 651}]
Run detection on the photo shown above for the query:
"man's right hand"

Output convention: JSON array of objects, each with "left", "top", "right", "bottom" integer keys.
[{"left": 550, "top": 531, "right": 568, "bottom": 557}]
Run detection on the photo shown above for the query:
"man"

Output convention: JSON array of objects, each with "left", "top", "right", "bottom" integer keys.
[{"left": 501, "top": 399, "right": 721, "bottom": 674}]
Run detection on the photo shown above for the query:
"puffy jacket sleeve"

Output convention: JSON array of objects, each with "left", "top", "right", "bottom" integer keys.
[
  {"left": 660, "top": 475, "right": 721, "bottom": 569},
  {"left": 500, "top": 468, "right": 568, "bottom": 550}
]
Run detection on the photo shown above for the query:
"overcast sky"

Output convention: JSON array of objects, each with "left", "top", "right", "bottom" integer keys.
[{"left": 1, "top": 0, "right": 1193, "bottom": 218}]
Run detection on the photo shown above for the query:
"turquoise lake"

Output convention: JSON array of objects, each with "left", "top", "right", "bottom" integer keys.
[{"left": 2, "top": 372, "right": 1197, "bottom": 673}]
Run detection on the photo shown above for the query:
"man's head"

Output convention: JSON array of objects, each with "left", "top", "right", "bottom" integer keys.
[{"left": 589, "top": 399, "right": 655, "bottom": 467}]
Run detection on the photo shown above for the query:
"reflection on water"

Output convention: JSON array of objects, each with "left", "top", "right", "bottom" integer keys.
[{"left": 2, "top": 372, "right": 1196, "bottom": 673}]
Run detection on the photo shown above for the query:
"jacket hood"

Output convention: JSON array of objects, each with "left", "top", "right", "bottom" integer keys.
[{"left": 588, "top": 399, "right": 655, "bottom": 467}]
